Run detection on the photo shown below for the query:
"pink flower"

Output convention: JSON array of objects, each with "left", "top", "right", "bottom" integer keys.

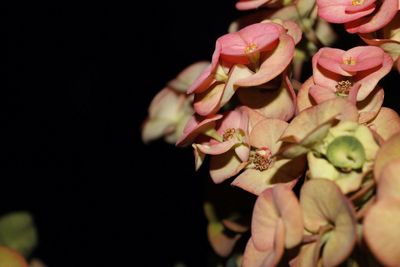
[
  {"left": 317, "top": 0, "right": 399, "bottom": 33},
  {"left": 188, "top": 22, "right": 296, "bottom": 116},
  {"left": 297, "top": 46, "right": 392, "bottom": 122}
]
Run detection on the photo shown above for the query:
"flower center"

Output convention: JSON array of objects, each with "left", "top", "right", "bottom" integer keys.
[
  {"left": 335, "top": 80, "right": 353, "bottom": 96},
  {"left": 351, "top": 0, "right": 363, "bottom": 5},
  {"left": 223, "top": 128, "right": 236, "bottom": 141},
  {"left": 244, "top": 43, "right": 257, "bottom": 54},
  {"left": 249, "top": 147, "right": 273, "bottom": 171},
  {"left": 326, "top": 135, "right": 366, "bottom": 171},
  {"left": 343, "top": 56, "right": 356, "bottom": 65}
]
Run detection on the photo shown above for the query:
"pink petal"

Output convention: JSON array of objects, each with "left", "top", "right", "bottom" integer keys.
[
  {"left": 218, "top": 23, "right": 281, "bottom": 64},
  {"left": 242, "top": 225, "right": 285, "bottom": 267},
  {"left": 237, "top": 74, "right": 296, "bottom": 121},
  {"left": 357, "top": 86, "right": 384, "bottom": 123},
  {"left": 374, "top": 132, "right": 400, "bottom": 181},
  {"left": 219, "top": 64, "right": 254, "bottom": 109},
  {"left": 363, "top": 199, "right": 400, "bottom": 267},
  {"left": 353, "top": 53, "right": 392, "bottom": 101},
  {"left": 249, "top": 119, "right": 288, "bottom": 154},
  {"left": 317, "top": 48, "right": 352, "bottom": 76},
  {"left": 345, "top": 0, "right": 398, "bottom": 33},
  {"left": 296, "top": 77, "right": 316, "bottom": 113},
  {"left": 235, "top": 33, "right": 295, "bottom": 87},
  {"left": 368, "top": 107, "right": 400, "bottom": 141},
  {"left": 236, "top": 0, "right": 272, "bottom": 10},
  {"left": 232, "top": 157, "right": 304, "bottom": 195},
  {"left": 377, "top": 159, "right": 400, "bottom": 201},
  {"left": 280, "top": 98, "right": 359, "bottom": 144},
  {"left": 318, "top": 3, "right": 375, "bottom": 24},
  {"left": 340, "top": 46, "right": 385, "bottom": 72},
  {"left": 194, "top": 83, "right": 225, "bottom": 116},
  {"left": 210, "top": 151, "right": 245, "bottom": 183},
  {"left": 196, "top": 139, "right": 238, "bottom": 155},
  {"left": 312, "top": 49, "right": 344, "bottom": 89},
  {"left": 309, "top": 84, "right": 336, "bottom": 104},
  {"left": 208, "top": 222, "right": 241, "bottom": 257},
  {"left": 176, "top": 114, "right": 223, "bottom": 146},
  {"left": 168, "top": 61, "right": 210, "bottom": 93},
  {"left": 252, "top": 185, "right": 303, "bottom": 251},
  {"left": 141, "top": 118, "right": 175, "bottom": 144},
  {"left": 188, "top": 42, "right": 221, "bottom": 94}
]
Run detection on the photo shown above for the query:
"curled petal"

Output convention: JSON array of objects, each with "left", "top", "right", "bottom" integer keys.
[
  {"left": 357, "top": 86, "right": 384, "bottom": 123},
  {"left": 296, "top": 77, "right": 315, "bottom": 113},
  {"left": 374, "top": 132, "right": 400, "bottom": 181},
  {"left": 280, "top": 98, "right": 359, "bottom": 144},
  {"left": 300, "top": 179, "right": 357, "bottom": 267},
  {"left": 377, "top": 159, "right": 400, "bottom": 201}
]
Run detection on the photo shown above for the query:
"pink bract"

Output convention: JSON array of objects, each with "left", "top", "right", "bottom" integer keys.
[{"left": 317, "top": 0, "right": 398, "bottom": 33}]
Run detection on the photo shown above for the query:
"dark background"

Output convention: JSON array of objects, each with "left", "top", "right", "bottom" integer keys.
[
  {"left": 3, "top": 2, "right": 399, "bottom": 267},
  {"left": 3, "top": 2, "right": 240, "bottom": 267}
]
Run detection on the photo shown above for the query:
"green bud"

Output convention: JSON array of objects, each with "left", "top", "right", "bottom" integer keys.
[{"left": 326, "top": 135, "right": 366, "bottom": 170}]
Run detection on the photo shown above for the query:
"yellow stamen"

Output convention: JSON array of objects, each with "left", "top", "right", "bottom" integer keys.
[
  {"left": 244, "top": 43, "right": 257, "bottom": 54},
  {"left": 352, "top": 0, "right": 363, "bottom": 6},
  {"left": 222, "top": 128, "right": 236, "bottom": 141},
  {"left": 249, "top": 148, "right": 272, "bottom": 171},
  {"left": 343, "top": 56, "right": 356, "bottom": 65}
]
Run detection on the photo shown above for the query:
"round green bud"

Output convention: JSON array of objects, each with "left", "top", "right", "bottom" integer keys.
[{"left": 326, "top": 135, "right": 366, "bottom": 170}]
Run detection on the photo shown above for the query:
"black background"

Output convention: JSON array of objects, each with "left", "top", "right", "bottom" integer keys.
[
  {"left": 3, "top": 2, "right": 240, "bottom": 267},
  {"left": 3, "top": 2, "right": 399, "bottom": 267}
]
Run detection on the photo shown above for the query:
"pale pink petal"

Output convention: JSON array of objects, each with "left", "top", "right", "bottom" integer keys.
[
  {"left": 368, "top": 107, "right": 400, "bottom": 141},
  {"left": 194, "top": 83, "right": 225, "bottom": 116},
  {"left": 354, "top": 53, "right": 392, "bottom": 101},
  {"left": 280, "top": 98, "right": 359, "bottom": 144},
  {"left": 249, "top": 119, "right": 288, "bottom": 154},
  {"left": 168, "top": 61, "right": 210, "bottom": 93},
  {"left": 363, "top": 199, "right": 400, "bottom": 267},
  {"left": 188, "top": 42, "right": 221, "bottom": 94},
  {"left": 296, "top": 77, "right": 316, "bottom": 113},
  {"left": 176, "top": 114, "right": 223, "bottom": 146},
  {"left": 217, "top": 108, "right": 245, "bottom": 134},
  {"left": 309, "top": 84, "right": 336, "bottom": 104},
  {"left": 252, "top": 185, "right": 303, "bottom": 251},
  {"left": 235, "top": 33, "right": 295, "bottom": 87},
  {"left": 318, "top": 2, "right": 375, "bottom": 23},
  {"left": 235, "top": 144, "right": 250, "bottom": 162},
  {"left": 196, "top": 139, "right": 238, "bottom": 155},
  {"left": 236, "top": 0, "right": 272, "bottom": 10},
  {"left": 237, "top": 74, "right": 296, "bottom": 121},
  {"left": 219, "top": 64, "right": 254, "bottom": 109},
  {"left": 374, "top": 132, "right": 400, "bottom": 181},
  {"left": 242, "top": 224, "right": 285, "bottom": 267},
  {"left": 377, "top": 159, "right": 400, "bottom": 201},
  {"left": 240, "top": 106, "right": 268, "bottom": 133},
  {"left": 357, "top": 86, "right": 384, "bottom": 123},
  {"left": 232, "top": 157, "right": 305, "bottom": 195},
  {"left": 345, "top": 0, "right": 398, "bottom": 33},
  {"left": 210, "top": 151, "right": 245, "bottom": 183},
  {"left": 282, "top": 20, "right": 302, "bottom": 45},
  {"left": 312, "top": 49, "right": 344, "bottom": 89},
  {"left": 300, "top": 179, "right": 357, "bottom": 267},
  {"left": 148, "top": 88, "right": 182, "bottom": 118}
]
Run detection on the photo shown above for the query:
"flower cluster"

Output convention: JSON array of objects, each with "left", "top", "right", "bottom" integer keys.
[{"left": 143, "top": 0, "right": 400, "bottom": 266}]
